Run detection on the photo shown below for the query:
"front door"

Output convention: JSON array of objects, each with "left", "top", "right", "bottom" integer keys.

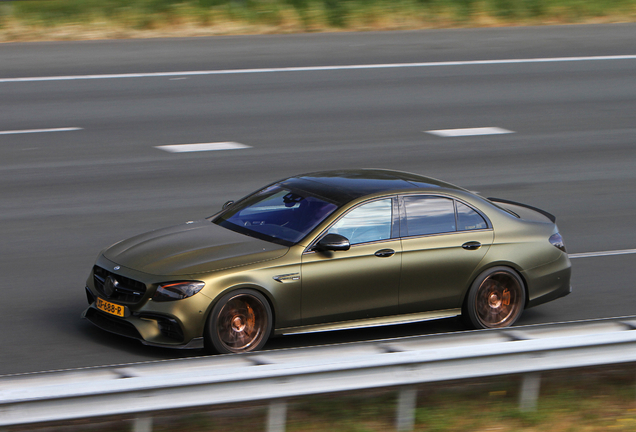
[{"left": 300, "top": 198, "right": 401, "bottom": 325}]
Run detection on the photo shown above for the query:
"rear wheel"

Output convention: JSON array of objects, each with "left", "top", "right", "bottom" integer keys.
[
  {"left": 465, "top": 267, "right": 525, "bottom": 329},
  {"left": 206, "top": 289, "right": 272, "bottom": 354}
]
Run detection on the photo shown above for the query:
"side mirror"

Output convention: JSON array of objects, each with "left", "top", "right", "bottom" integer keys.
[
  {"left": 222, "top": 200, "right": 235, "bottom": 210},
  {"left": 314, "top": 233, "right": 350, "bottom": 252}
]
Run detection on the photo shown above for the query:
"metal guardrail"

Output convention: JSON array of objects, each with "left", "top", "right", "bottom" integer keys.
[{"left": 2, "top": 316, "right": 636, "bottom": 431}]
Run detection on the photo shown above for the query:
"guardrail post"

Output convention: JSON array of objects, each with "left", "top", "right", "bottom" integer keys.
[
  {"left": 519, "top": 373, "right": 541, "bottom": 411},
  {"left": 396, "top": 387, "right": 417, "bottom": 431},
  {"left": 267, "top": 399, "right": 287, "bottom": 432},
  {"left": 133, "top": 416, "right": 153, "bottom": 432}
]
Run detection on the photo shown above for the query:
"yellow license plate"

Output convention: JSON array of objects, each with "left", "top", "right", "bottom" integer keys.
[{"left": 96, "top": 297, "right": 125, "bottom": 317}]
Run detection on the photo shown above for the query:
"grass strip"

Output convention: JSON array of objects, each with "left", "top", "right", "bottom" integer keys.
[{"left": 0, "top": 0, "right": 635, "bottom": 41}]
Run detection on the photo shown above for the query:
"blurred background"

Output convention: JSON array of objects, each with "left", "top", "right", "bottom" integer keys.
[
  {"left": 1, "top": 1, "right": 636, "bottom": 430},
  {"left": 0, "top": 0, "right": 635, "bottom": 41}
]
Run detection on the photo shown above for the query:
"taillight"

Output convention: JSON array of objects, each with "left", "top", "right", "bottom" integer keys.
[{"left": 549, "top": 233, "right": 566, "bottom": 253}]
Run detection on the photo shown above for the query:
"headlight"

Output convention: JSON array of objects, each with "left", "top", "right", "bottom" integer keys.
[
  {"left": 549, "top": 233, "right": 567, "bottom": 253},
  {"left": 153, "top": 281, "right": 204, "bottom": 302}
]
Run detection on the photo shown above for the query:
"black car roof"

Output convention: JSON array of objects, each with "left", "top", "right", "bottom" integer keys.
[{"left": 279, "top": 169, "right": 462, "bottom": 205}]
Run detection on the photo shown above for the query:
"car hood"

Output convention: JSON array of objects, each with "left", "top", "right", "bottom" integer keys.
[{"left": 103, "top": 220, "right": 289, "bottom": 276}]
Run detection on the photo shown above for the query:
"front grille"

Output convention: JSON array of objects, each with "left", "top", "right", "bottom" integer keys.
[{"left": 93, "top": 265, "right": 147, "bottom": 303}]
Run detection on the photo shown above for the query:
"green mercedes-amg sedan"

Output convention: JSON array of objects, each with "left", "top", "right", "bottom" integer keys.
[{"left": 83, "top": 169, "right": 571, "bottom": 353}]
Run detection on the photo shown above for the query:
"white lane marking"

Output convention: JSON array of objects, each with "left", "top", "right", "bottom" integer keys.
[
  {"left": 568, "top": 249, "right": 636, "bottom": 259},
  {"left": 155, "top": 142, "right": 251, "bottom": 153},
  {"left": 426, "top": 127, "right": 514, "bottom": 137},
  {"left": 1, "top": 55, "right": 636, "bottom": 83},
  {"left": 0, "top": 127, "right": 83, "bottom": 135}
]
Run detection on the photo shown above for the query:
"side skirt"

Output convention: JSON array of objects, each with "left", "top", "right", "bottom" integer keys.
[{"left": 275, "top": 309, "right": 461, "bottom": 336}]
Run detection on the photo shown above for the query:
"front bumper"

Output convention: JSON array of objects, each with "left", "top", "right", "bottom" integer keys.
[
  {"left": 83, "top": 259, "right": 212, "bottom": 349},
  {"left": 82, "top": 301, "right": 205, "bottom": 349}
]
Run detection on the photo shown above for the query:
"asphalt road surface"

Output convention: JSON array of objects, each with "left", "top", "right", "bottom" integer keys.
[{"left": 1, "top": 24, "right": 636, "bottom": 375}]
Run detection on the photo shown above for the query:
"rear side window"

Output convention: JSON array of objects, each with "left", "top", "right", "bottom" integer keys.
[
  {"left": 402, "top": 196, "right": 489, "bottom": 237},
  {"left": 456, "top": 201, "right": 488, "bottom": 231},
  {"left": 403, "top": 196, "right": 456, "bottom": 236}
]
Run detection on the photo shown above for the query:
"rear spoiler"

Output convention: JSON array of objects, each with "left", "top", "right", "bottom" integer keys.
[{"left": 487, "top": 197, "right": 556, "bottom": 223}]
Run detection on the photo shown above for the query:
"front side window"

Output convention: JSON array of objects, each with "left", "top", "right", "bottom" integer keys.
[
  {"left": 403, "top": 196, "right": 456, "bottom": 236},
  {"left": 327, "top": 199, "right": 393, "bottom": 245},
  {"left": 214, "top": 185, "right": 338, "bottom": 246}
]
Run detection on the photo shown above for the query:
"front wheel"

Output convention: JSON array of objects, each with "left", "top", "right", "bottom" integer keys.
[
  {"left": 464, "top": 267, "right": 525, "bottom": 329},
  {"left": 206, "top": 289, "right": 272, "bottom": 354}
]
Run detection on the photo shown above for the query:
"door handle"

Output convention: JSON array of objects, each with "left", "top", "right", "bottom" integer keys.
[
  {"left": 375, "top": 249, "right": 395, "bottom": 258},
  {"left": 462, "top": 241, "right": 482, "bottom": 250}
]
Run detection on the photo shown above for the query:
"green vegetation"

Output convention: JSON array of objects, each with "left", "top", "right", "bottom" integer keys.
[
  {"left": 0, "top": 0, "right": 635, "bottom": 41},
  {"left": 16, "top": 365, "right": 636, "bottom": 432}
]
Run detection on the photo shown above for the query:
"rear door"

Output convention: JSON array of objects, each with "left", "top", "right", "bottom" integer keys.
[{"left": 398, "top": 195, "right": 494, "bottom": 314}]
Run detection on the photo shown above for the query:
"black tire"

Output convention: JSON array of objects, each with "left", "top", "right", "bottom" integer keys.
[
  {"left": 464, "top": 266, "right": 525, "bottom": 329},
  {"left": 205, "top": 289, "right": 273, "bottom": 354}
]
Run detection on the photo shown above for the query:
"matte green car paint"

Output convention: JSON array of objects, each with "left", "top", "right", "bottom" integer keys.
[
  {"left": 83, "top": 170, "right": 571, "bottom": 349},
  {"left": 301, "top": 239, "right": 402, "bottom": 325},
  {"left": 104, "top": 221, "right": 288, "bottom": 275},
  {"left": 399, "top": 229, "right": 494, "bottom": 314}
]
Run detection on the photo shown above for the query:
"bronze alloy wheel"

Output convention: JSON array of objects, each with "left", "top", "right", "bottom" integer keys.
[
  {"left": 465, "top": 267, "right": 525, "bottom": 329},
  {"left": 207, "top": 290, "right": 272, "bottom": 353}
]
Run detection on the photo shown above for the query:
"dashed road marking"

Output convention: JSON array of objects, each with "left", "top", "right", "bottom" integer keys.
[
  {"left": 426, "top": 127, "right": 514, "bottom": 137},
  {"left": 155, "top": 142, "right": 251, "bottom": 153},
  {"left": 0, "top": 127, "right": 83, "bottom": 135}
]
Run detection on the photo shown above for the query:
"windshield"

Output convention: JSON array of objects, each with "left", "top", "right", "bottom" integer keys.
[{"left": 212, "top": 185, "right": 338, "bottom": 246}]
